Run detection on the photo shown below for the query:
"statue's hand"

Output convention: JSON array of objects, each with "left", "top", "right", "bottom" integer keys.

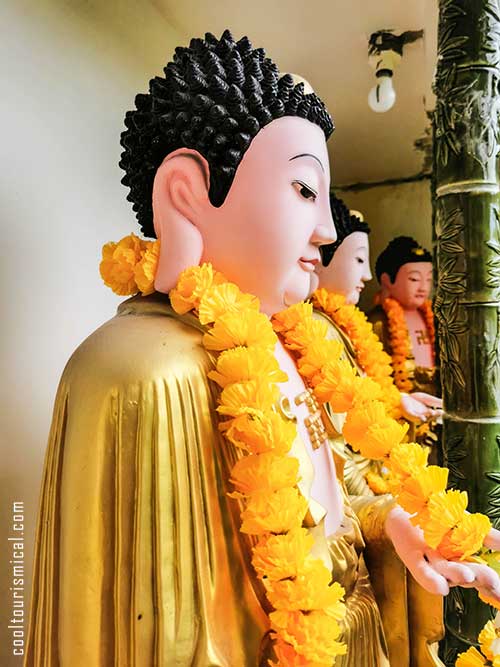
[
  {"left": 400, "top": 391, "right": 443, "bottom": 423},
  {"left": 386, "top": 505, "right": 500, "bottom": 603}
]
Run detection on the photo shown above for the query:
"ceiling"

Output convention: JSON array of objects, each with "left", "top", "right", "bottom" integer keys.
[{"left": 154, "top": 0, "right": 438, "bottom": 187}]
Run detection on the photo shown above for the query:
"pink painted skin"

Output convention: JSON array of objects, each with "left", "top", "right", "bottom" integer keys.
[
  {"left": 316, "top": 232, "right": 443, "bottom": 422},
  {"left": 316, "top": 230, "right": 373, "bottom": 306},
  {"left": 151, "top": 115, "right": 500, "bottom": 603},
  {"left": 153, "top": 116, "right": 334, "bottom": 315},
  {"left": 381, "top": 261, "right": 433, "bottom": 310}
]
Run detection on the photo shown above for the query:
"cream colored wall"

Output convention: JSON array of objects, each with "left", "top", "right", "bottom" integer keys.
[
  {"left": 336, "top": 178, "right": 433, "bottom": 312},
  {"left": 0, "top": 3, "right": 186, "bottom": 665}
]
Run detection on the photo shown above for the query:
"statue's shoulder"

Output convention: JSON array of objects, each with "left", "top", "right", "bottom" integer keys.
[{"left": 63, "top": 293, "right": 211, "bottom": 387}]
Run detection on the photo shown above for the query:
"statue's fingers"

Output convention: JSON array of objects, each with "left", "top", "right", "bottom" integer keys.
[
  {"left": 484, "top": 527, "right": 500, "bottom": 551},
  {"left": 466, "top": 562, "right": 500, "bottom": 599},
  {"left": 426, "top": 553, "right": 475, "bottom": 585},
  {"left": 412, "top": 392, "right": 443, "bottom": 408},
  {"left": 409, "top": 559, "right": 450, "bottom": 596}
]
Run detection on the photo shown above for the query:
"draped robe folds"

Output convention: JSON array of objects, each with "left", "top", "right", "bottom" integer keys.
[{"left": 25, "top": 292, "right": 435, "bottom": 666}]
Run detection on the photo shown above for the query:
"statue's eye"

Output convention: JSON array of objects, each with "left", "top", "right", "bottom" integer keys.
[{"left": 292, "top": 180, "right": 317, "bottom": 202}]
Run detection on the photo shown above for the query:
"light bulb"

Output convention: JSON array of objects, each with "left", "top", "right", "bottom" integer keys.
[{"left": 368, "top": 74, "right": 396, "bottom": 113}]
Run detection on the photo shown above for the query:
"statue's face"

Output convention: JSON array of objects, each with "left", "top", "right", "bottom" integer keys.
[
  {"left": 198, "top": 116, "right": 335, "bottom": 314},
  {"left": 316, "top": 231, "right": 372, "bottom": 305},
  {"left": 387, "top": 262, "right": 433, "bottom": 309}
]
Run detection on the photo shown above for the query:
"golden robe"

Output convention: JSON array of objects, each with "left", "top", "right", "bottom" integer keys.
[{"left": 25, "top": 293, "right": 442, "bottom": 666}]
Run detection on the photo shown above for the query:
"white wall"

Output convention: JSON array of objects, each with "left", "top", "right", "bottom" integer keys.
[
  {"left": 0, "top": 2, "right": 186, "bottom": 664},
  {"left": 337, "top": 178, "right": 433, "bottom": 311}
]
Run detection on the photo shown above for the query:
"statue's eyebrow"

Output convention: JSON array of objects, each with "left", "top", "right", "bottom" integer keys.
[{"left": 289, "top": 153, "right": 324, "bottom": 173}]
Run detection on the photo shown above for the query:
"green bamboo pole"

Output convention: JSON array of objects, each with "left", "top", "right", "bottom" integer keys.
[{"left": 433, "top": 1, "right": 500, "bottom": 663}]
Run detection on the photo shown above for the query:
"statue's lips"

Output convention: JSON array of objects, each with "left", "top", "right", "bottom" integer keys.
[{"left": 298, "top": 258, "right": 319, "bottom": 273}]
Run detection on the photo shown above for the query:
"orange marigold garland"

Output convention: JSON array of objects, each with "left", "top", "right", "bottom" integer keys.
[
  {"left": 100, "top": 233, "right": 160, "bottom": 296},
  {"left": 272, "top": 302, "right": 494, "bottom": 568},
  {"left": 380, "top": 295, "right": 435, "bottom": 392},
  {"left": 169, "top": 264, "right": 347, "bottom": 667},
  {"left": 312, "top": 289, "right": 401, "bottom": 416}
]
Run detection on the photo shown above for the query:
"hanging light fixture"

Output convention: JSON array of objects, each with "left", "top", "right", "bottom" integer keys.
[{"left": 368, "top": 30, "right": 423, "bottom": 113}]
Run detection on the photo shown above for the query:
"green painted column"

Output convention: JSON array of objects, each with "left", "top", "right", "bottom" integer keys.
[{"left": 433, "top": 1, "right": 500, "bottom": 663}]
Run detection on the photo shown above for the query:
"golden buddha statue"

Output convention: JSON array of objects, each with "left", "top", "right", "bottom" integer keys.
[{"left": 26, "top": 30, "right": 500, "bottom": 667}]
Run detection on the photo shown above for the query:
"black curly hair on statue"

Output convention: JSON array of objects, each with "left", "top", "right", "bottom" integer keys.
[
  {"left": 119, "top": 29, "right": 335, "bottom": 238},
  {"left": 375, "top": 236, "right": 432, "bottom": 283},
  {"left": 320, "top": 193, "right": 371, "bottom": 267}
]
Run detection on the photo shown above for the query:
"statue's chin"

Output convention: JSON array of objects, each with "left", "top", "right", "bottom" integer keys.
[
  {"left": 348, "top": 290, "right": 360, "bottom": 306},
  {"left": 283, "top": 275, "right": 315, "bottom": 308}
]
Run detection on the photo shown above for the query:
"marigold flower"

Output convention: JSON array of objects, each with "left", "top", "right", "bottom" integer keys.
[
  {"left": 99, "top": 233, "right": 145, "bottom": 295},
  {"left": 396, "top": 466, "right": 449, "bottom": 517},
  {"left": 366, "top": 471, "right": 391, "bottom": 495},
  {"left": 270, "top": 609, "right": 346, "bottom": 663},
  {"left": 169, "top": 263, "right": 225, "bottom": 313},
  {"left": 312, "top": 287, "right": 341, "bottom": 314},
  {"left": 218, "top": 380, "right": 280, "bottom": 417},
  {"left": 268, "top": 638, "right": 305, "bottom": 667},
  {"left": 312, "top": 359, "right": 358, "bottom": 409},
  {"left": 296, "top": 340, "right": 343, "bottom": 381},
  {"left": 203, "top": 310, "right": 276, "bottom": 351},
  {"left": 342, "top": 400, "right": 386, "bottom": 450},
  {"left": 423, "top": 489, "right": 469, "bottom": 548},
  {"left": 478, "top": 620, "right": 496, "bottom": 661},
  {"left": 221, "top": 410, "right": 296, "bottom": 455},
  {"left": 342, "top": 401, "right": 406, "bottom": 459},
  {"left": 360, "top": 417, "right": 408, "bottom": 460},
  {"left": 265, "top": 559, "right": 346, "bottom": 617},
  {"left": 230, "top": 452, "right": 299, "bottom": 496},
  {"left": 388, "top": 442, "right": 429, "bottom": 483},
  {"left": 455, "top": 646, "right": 488, "bottom": 667},
  {"left": 281, "top": 318, "right": 328, "bottom": 353},
  {"left": 198, "top": 282, "right": 260, "bottom": 324},
  {"left": 134, "top": 239, "right": 160, "bottom": 295},
  {"left": 208, "top": 346, "right": 287, "bottom": 388},
  {"left": 240, "top": 488, "right": 308, "bottom": 535},
  {"left": 252, "top": 528, "right": 314, "bottom": 581},
  {"left": 437, "top": 513, "right": 491, "bottom": 560},
  {"left": 314, "top": 362, "right": 382, "bottom": 412},
  {"left": 272, "top": 302, "right": 314, "bottom": 334}
]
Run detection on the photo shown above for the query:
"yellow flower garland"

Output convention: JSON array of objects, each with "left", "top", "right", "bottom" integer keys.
[
  {"left": 100, "top": 235, "right": 500, "bottom": 662},
  {"left": 272, "top": 302, "right": 494, "bottom": 567},
  {"left": 170, "top": 264, "right": 346, "bottom": 667},
  {"left": 99, "top": 233, "right": 160, "bottom": 297},
  {"left": 379, "top": 295, "right": 436, "bottom": 393},
  {"left": 312, "top": 289, "right": 401, "bottom": 416}
]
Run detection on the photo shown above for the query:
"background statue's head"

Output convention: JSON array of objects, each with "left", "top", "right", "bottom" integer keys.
[
  {"left": 375, "top": 236, "right": 433, "bottom": 309},
  {"left": 119, "top": 29, "right": 335, "bottom": 314},
  {"left": 315, "top": 194, "right": 371, "bottom": 305}
]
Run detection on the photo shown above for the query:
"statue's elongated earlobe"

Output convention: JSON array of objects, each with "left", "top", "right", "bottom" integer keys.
[{"left": 152, "top": 149, "right": 209, "bottom": 293}]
